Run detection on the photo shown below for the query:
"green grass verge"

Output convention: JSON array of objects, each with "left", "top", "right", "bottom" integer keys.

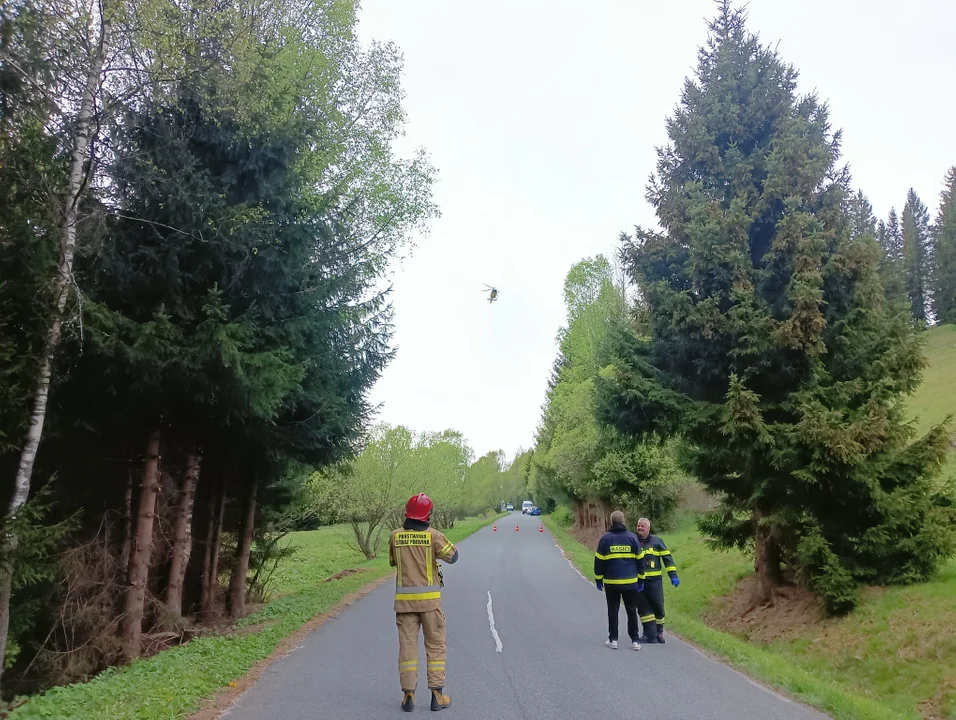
[
  {"left": 907, "top": 323, "right": 956, "bottom": 485},
  {"left": 12, "top": 512, "right": 505, "bottom": 720},
  {"left": 543, "top": 514, "right": 921, "bottom": 720}
]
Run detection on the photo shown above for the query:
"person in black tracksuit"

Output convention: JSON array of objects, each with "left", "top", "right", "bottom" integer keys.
[
  {"left": 593, "top": 511, "right": 646, "bottom": 649},
  {"left": 635, "top": 516, "right": 679, "bottom": 644}
]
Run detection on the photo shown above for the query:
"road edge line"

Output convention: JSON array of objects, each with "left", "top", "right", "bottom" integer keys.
[
  {"left": 189, "top": 572, "right": 393, "bottom": 720},
  {"left": 191, "top": 512, "right": 506, "bottom": 720}
]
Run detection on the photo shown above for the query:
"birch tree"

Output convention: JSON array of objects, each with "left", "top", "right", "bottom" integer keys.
[{"left": 0, "top": 0, "right": 116, "bottom": 687}]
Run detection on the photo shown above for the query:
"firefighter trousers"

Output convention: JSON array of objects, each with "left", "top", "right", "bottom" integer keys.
[
  {"left": 396, "top": 609, "right": 446, "bottom": 691},
  {"left": 637, "top": 579, "right": 666, "bottom": 638},
  {"left": 605, "top": 586, "right": 641, "bottom": 642}
]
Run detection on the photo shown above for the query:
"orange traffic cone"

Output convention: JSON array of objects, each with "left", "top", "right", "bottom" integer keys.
[
  {"left": 539, "top": 524, "right": 544, "bottom": 533},
  {"left": 515, "top": 523, "right": 520, "bottom": 532},
  {"left": 493, "top": 522, "right": 497, "bottom": 532}
]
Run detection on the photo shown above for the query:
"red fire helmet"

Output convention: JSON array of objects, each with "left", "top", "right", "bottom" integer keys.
[{"left": 405, "top": 492, "right": 433, "bottom": 521}]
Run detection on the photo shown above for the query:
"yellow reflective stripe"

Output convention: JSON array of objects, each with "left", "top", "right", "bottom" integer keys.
[
  {"left": 440, "top": 542, "right": 453, "bottom": 556},
  {"left": 426, "top": 545, "right": 433, "bottom": 585},
  {"left": 656, "top": 617, "right": 665, "bottom": 623},
  {"left": 395, "top": 592, "right": 441, "bottom": 601},
  {"left": 427, "top": 661, "right": 445, "bottom": 667},
  {"left": 594, "top": 552, "right": 609, "bottom": 560},
  {"left": 594, "top": 574, "right": 604, "bottom": 580},
  {"left": 399, "top": 661, "right": 417, "bottom": 668},
  {"left": 645, "top": 570, "right": 663, "bottom": 577},
  {"left": 603, "top": 577, "right": 640, "bottom": 585},
  {"left": 665, "top": 566, "right": 677, "bottom": 572},
  {"left": 596, "top": 552, "right": 641, "bottom": 560},
  {"left": 640, "top": 614, "right": 655, "bottom": 622}
]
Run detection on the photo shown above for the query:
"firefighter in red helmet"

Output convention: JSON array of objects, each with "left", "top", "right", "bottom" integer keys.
[{"left": 389, "top": 493, "right": 459, "bottom": 712}]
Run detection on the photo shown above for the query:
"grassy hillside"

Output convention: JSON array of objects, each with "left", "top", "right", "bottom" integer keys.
[{"left": 908, "top": 323, "right": 956, "bottom": 481}]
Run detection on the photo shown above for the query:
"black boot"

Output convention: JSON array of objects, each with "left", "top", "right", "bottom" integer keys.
[
  {"left": 657, "top": 628, "right": 666, "bottom": 644},
  {"left": 639, "top": 634, "right": 657, "bottom": 644},
  {"left": 401, "top": 691, "right": 415, "bottom": 712},
  {"left": 430, "top": 687, "right": 451, "bottom": 711}
]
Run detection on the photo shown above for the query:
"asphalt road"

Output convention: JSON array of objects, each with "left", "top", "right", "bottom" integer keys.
[{"left": 222, "top": 511, "right": 828, "bottom": 719}]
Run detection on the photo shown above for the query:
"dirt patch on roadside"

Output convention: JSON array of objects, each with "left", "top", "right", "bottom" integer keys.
[
  {"left": 704, "top": 575, "right": 825, "bottom": 643},
  {"left": 571, "top": 524, "right": 604, "bottom": 552},
  {"left": 324, "top": 567, "right": 363, "bottom": 582},
  {"left": 188, "top": 573, "right": 391, "bottom": 720}
]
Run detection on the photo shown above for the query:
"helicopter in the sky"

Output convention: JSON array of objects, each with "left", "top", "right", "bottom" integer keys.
[{"left": 482, "top": 284, "right": 499, "bottom": 303}]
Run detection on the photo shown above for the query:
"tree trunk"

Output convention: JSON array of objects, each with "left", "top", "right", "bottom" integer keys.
[
  {"left": 197, "top": 486, "right": 216, "bottom": 616},
  {"left": 227, "top": 478, "right": 257, "bottom": 619},
  {"left": 120, "top": 428, "right": 162, "bottom": 661},
  {"left": 202, "top": 475, "right": 227, "bottom": 620},
  {"left": 753, "top": 508, "right": 783, "bottom": 607},
  {"left": 0, "top": 1, "right": 115, "bottom": 689},
  {"left": 165, "top": 448, "right": 201, "bottom": 616},
  {"left": 120, "top": 460, "right": 135, "bottom": 572}
]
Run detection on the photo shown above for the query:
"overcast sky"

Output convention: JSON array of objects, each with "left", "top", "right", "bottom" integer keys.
[{"left": 355, "top": 0, "right": 955, "bottom": 461}]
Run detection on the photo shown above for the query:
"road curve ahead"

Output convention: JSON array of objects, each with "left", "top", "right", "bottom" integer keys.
[{"left": 222, "top": 511, "right": 828, "bottom": 720}]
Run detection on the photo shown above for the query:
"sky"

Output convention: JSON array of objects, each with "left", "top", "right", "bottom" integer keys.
[{"left": 355, "top": 0, "right": 956, "bottom": 461}]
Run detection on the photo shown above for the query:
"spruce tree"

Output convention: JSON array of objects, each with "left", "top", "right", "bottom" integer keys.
[
  {"left": 848, "top": 190, "right": 876, "bottom": 240},
  {"left": 932, "top": 167, "right": 956, "bottom": 324},
  {"left": 902, "top": 189, "right": 932, "bottom": 322},
  {"left": 596, "top": 0, "right": 956, "bottom": 614},
  {"left": 876, "top": 209, "right": 907, "bottom": 306}
]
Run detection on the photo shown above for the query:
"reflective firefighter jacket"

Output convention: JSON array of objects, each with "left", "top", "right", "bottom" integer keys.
[
  {"left": 388, "top": 522, "right": 458, "bottom": 613},
  {"left": 638, "top": 533, "right": 677, "bottom": 581},
  {"left": 593, "top": 523, "right": 646, "bottom": 590}
]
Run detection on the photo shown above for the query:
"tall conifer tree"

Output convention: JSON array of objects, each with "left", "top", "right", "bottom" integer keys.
[
  {"left": 932, "top": 167, "right": 956, "bottom": 324},
  {"left": 876, "top": 209, "right": 907, "bottom": 305},
  {"left": 902, "top": 189, "right": 932, "bottom": 322},
  {"left": 597, "top": 1, "right": 956, "bottom": 614}
]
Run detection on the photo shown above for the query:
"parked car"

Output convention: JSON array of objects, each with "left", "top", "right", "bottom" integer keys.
[{"left": 529, "top": 506, "right": 541, "bottom": 516}]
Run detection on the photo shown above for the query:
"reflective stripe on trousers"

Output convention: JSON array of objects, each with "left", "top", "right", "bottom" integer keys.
[{"left": 395, "top": 585, "right": 441, "bottom": 602}]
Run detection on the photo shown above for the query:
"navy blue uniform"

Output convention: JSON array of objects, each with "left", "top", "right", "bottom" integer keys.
[
  {"left": 594, "top": 523, "right": 646, "bottom": 643},
  {"left": 636, "top": 533, "right": 678, "bottom": 641}
]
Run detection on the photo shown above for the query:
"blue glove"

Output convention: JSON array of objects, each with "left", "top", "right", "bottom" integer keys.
[
  {"left": 637, "top": 582, "right": 645, "bottom": 592},
  {"left": 671, "top": 576, "right": 680, "bottom": 588},
  {"left": 595, "top": 579, "right": 604, "bottom": 591}
]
